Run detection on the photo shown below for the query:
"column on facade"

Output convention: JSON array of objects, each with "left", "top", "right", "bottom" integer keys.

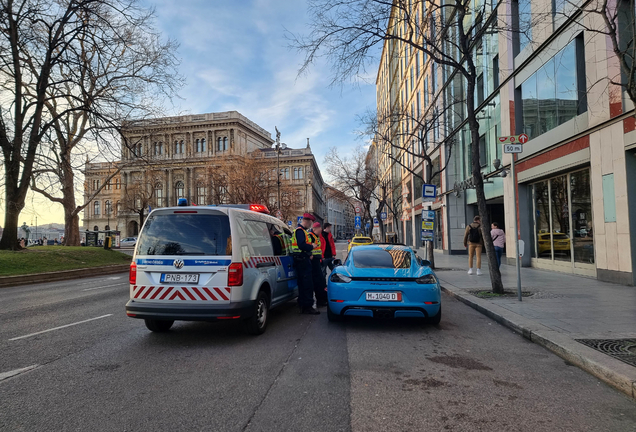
[
  {"left": 186, "top": 131, "right": 191, "bottom": 157},
  {"left": 188, "top": 167, "right": 194, "bottom": 204},
  {"left": 164, "top": 169, "right": 169, "bottom": 207},
  {"left": 168, "top": 169, "right": 173, "bottom": 206}
]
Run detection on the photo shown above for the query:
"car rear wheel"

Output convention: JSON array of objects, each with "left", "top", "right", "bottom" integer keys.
[
  {"left": 144, "top": 319, "right": 174, "bottom": 332},
  {"left": 244, "top": 290, "right": 269, "bottom": 335},
  {"left": 327, "top": 304, "right": 343, "bottom": 322},
  {"left": 427, "top": 306, "right": 441, "bottom": 325}
]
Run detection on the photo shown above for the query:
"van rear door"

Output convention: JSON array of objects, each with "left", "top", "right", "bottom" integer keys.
[{"left": 132, "top": 209, "right": 233, "bottom": 304}]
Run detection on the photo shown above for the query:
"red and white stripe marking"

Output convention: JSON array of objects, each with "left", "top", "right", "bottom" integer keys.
[
  {"left": 243, "top": 256, "right": 282, "bottom": 268},
  {"left": 132, "top": 286, "right": 231, "bottom": 301}
]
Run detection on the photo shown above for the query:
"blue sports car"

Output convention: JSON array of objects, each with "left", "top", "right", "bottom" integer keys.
[{"left": 327, "top": 245, "right": 441, "bottom": 324}]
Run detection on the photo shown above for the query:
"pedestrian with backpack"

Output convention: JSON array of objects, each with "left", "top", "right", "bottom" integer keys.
[{"left": 463, "top": 215, "right": 484, "bottom": 275}]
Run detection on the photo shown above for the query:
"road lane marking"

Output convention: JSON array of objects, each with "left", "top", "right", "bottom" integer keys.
[
  {"left": 83, "top": 283, "right": 127, "bottom": 291},
  {"left": 0, "top": 365, "right": 40, "bottom": 382},
  {"left": 9, "top": 314, "right": 113, "bottom": 341}
]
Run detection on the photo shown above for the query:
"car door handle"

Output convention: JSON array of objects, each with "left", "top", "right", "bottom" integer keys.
[{"left": 256, "top": 262, "right": 276, "bottom": 268}]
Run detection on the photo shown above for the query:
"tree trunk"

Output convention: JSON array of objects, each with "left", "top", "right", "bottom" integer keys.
[
  {"left": 64, "top": 211, "right": 81, "bottom": 246},
  {"left": 0, "top": 195, "right": 22, "bottom": 250},
  {"left": 466, "top": 79, "right": 504, "bottom": 294}
]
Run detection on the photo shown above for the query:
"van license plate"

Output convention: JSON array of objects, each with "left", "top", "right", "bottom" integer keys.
[
  {"left": 365, "top": 292, "right": 401, "bottom": 301},
  {"left": 161, "top": 273, "right": 199, "bottom": 284}
]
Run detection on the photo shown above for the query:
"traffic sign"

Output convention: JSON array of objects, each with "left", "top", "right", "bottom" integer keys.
[
  {"left": 422, "top": 210, "right": 435, "bottom": 221},
  {"left": 422, "top": 184, "right": 437, "bottom": 201},
  {"left": 275, "top": 210, "right": 283, "bottom": 220},
  {"left": 287, "top": 221, "right": 292, "bottom": 227},
  {"left": 373, "top": 218, "right": 379, "bottom": 227},
  {"left": 380, "top": 212, "right": 387, "bottom": 220},
  {"left": 504, "top": 144, "right": 523, "bottom": 153},
  {"left": 355, "top": 206, "right": 361, "bottom": 214},
  {"left": 498, "top": 134, "right": 529, "bottom": 144},
  {"left": 297, "top": 216, "right": 302, "bottom": 225}
]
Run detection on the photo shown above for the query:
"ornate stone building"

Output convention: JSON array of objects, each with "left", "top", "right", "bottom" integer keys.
[{"left": 83, "top": 111, "right": 325, "bottom": 237}]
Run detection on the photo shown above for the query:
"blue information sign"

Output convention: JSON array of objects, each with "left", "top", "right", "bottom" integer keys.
[
  {"left": 422, "top": 210, "right": 435, "bottom": 221},
  {"left": 354, "top": 215, "right": 362, "bottom": 229},
  {"left": 422, "top": 184, "right": 437, "bottom": 201},
  {"left": 380, "top": 212, "right": 387, "bottom": 220},
  {"left": 297, "top": 216, "right": 303, "bottom": 225},
  {"left": 287, "top": 221, "right": 293, "bottom": 227}
]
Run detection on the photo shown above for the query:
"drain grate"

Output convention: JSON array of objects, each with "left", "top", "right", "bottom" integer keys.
[{"left": 575, "top": 339, "right": 636, "bottom": 368}]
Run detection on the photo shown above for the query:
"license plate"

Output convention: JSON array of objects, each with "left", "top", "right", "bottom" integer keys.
[
  {"left": 161, "top": 273, "right": 199, "bottom": 284},
  {"left": 365, "top": 292, "right": 402, "bottom": 301}
]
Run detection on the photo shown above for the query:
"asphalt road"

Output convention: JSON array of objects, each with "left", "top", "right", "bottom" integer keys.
[{"left": 1, "top": 242, "right": 635, "bottom": 432}]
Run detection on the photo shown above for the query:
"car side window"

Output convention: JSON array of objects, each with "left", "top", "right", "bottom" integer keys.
[
  {"left": 267, "top": 223, "right": 286, "bottom": 256},
  {"left": 242, "top": 220, "right": 274, "bottom": 257}
]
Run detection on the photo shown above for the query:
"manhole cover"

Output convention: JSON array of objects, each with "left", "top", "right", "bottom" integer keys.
[{"left": 575, "top": 339, "right": 636, "bottom": 368}]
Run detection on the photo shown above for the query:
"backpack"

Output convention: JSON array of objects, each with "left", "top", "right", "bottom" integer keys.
[{"left": 468, "top": 225, "right": 481, "bottom": 243}]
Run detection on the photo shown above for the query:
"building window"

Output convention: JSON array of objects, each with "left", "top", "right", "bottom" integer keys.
[
  {"left": 116, "top": 201, "right": 121, "bottom": 215},
  {"left": 137, "top": 143, "right": 143, "bottom": 157},
  {"left": 520, "top": 39, "right": 581, "bottom": 139},
  {"left": 196, "top": 139, "right": 201, "bottom": 152},
  {"left": 94, "top": 225, "right": 98, "bottom": 231},
  {"left": 513, "top": 0, "right": 532, "bottom": 54},
  {"left": 175, "top": 181, "right": 184, "bottom": 200},
  {"left": 197, "top": 185, "right": 207, "bottom": 205},
  {"left": 105, "top": 200, "right": 111, "bottom": 216},
  {"left": 155, "top": 183, "right": 163, "bottom": 208},
  {"left": 174, "top": 140, "right": 184, "bottom": 154},
  {"left": 201, "top": 138, "right": 206, "bottom": 152},
  {"left": 281, "top": 167, "right": 290, "bottom": 180},
  {"left": 293, "top": 167, "right": 304, "bottom": 180},
  {"left": 105, "top": 180, "right": 111, "bottom": 191},
  {"left": 217, "top": 137, "right": 228, "bottom": 152},
  {"left": 94, "top": 201, "right": 100, "bottom": 216}
]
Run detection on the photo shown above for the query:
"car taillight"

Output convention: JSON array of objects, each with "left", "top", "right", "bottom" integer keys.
[
  {"left": 129, "top": 262, "right": 137, "bottom": 284},
  {"left": 228, "top": 262, "right": 243, "bottom": 286}
]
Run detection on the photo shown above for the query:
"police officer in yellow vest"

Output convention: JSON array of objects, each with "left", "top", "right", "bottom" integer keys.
[
  {"left": 291, "top": 213, "right": 320, "bottom": 315},
  {"left": 309, "top": 222, "right": 328, "bottom": 307}
]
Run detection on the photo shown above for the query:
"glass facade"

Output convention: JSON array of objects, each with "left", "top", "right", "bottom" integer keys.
[
  {"left": 521, "top": 40, "right": 580, "bottom": 139},
  {"left": 529, "top": 168, "right": 594, "bottom": 269}
]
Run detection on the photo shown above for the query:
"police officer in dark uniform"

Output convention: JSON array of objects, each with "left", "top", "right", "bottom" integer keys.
[
  {"left": 291, "top": 213, "right": 320, "bottom": 315},
  {"left": 309, "top": 222, "right": 328, "bottom": 307}
]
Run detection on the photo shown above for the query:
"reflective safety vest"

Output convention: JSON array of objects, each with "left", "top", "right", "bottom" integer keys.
[
  {"left": 291, "top": 227, "right": 308, "bottom": 255},
  {"left": 308, "top": 232, "right": 322, "bottom": 257},
  {"left": 275, "top": 234, "right": 289, "bottom": 254}
]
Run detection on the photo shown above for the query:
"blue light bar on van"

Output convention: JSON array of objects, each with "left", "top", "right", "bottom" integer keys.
[{"left": 177, "top": 198, "right": 188, "bottom": 206}]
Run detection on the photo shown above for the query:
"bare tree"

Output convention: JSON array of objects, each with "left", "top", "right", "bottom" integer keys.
[
  {"left": 209, "top": 157, "right": 299, "bottom": 220},
  {"left": 121, "top": 176, "right": 155, "bottom": 233},
  {"left": 360, "top": 103, "right": 456, "bottom": 268},
  {"left": 26, "top": 4, "right": 180, "bottom": 246},
  {"left": 290, "top": 0, "right": 507, "bottom": 292},
  {"left": 0, "top": 0, "right": 179, "bottom": 250}
]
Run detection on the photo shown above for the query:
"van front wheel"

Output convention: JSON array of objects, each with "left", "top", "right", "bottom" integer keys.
[
  {"left": 145, "top": 319, "right": 174, "bottom": 332},
  {"left": 244, "top": 291, "right": 269, "bottom": 335}
]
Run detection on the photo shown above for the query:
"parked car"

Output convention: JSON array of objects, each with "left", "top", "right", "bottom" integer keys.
[
  {"left": 120, "top": 237, "right": 137, "bottom": 248},
  {"left": 125, "top": 203, "right": 297, "bottom": 335},
  {"left": 347, "top": 235, "right": 373, "bottom": 253},
  {"left": 327, "top": 245, "right": 441, "bottom": 324}
]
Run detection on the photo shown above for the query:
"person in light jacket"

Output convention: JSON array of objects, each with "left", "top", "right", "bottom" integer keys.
[
  {"left": 463, "top": 215, "right": 484, "bottom": 275},
  {"left": 491, "top": 222, "right": 506, "bottom": 268}
]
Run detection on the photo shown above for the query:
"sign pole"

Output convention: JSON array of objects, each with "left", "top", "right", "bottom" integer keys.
[{"left": 511, "top": 154, "right": 522, "bottom": 301}]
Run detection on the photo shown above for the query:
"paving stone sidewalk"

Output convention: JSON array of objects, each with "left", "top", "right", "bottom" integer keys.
[{"left": 420, "top": 250, "right": 636, "bottom": 400}]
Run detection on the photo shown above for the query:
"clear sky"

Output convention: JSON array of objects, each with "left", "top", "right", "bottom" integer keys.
[{"left": 9, "top": 0, "right": 377, "bottom": 227}]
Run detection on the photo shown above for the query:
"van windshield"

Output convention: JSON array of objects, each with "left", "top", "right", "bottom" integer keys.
[{"left": 137, "top": 213, "right": 231, "bottom": 256}]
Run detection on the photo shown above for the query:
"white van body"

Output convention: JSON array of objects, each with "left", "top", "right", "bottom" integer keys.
[{"left": 125, "top": 205, "right": 298, "bottom": 334}]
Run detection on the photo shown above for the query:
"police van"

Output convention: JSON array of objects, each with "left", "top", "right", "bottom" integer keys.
[{"left": 125, "top": 202, "right": 297, "bottom": 335}]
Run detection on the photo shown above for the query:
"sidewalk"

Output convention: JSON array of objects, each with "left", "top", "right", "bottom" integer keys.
[{"left": 423, "top": 250, "right": 636, "bottom": 400}]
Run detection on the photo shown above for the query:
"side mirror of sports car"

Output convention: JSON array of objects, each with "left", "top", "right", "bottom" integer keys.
[
  {"left": 420, "top": 259, "right": 431, "bottom": 267},
  {"left": 332, "top": 259, "right": 342, "bottom": 267}
]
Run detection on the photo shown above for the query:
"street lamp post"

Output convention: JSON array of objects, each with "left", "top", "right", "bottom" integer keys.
[{"left": 275, "top": 127, "right": 281, "bottom": 212}]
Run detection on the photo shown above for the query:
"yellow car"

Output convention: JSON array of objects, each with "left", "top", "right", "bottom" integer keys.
[
  {"left": 347, "top": 235, "right": 373, "bottom": 253},
  {"left": 537, "top": 232, "right": 571, "bottom": 256}
]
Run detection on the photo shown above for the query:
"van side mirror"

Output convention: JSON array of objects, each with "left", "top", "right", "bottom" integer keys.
[
  {"left": 421, "top": 259, "right": 431, "bottom": 267},
  {"left": 332, "top": 259, "right": 342, "bottom": 267}
]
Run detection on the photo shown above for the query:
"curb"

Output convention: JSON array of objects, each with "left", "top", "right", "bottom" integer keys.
[
  {"left": 0, "top": 264, "right": 130, "bottom": 288},
  {"left": 441, "top": 284, "right": 636, "bottom": 401}
]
